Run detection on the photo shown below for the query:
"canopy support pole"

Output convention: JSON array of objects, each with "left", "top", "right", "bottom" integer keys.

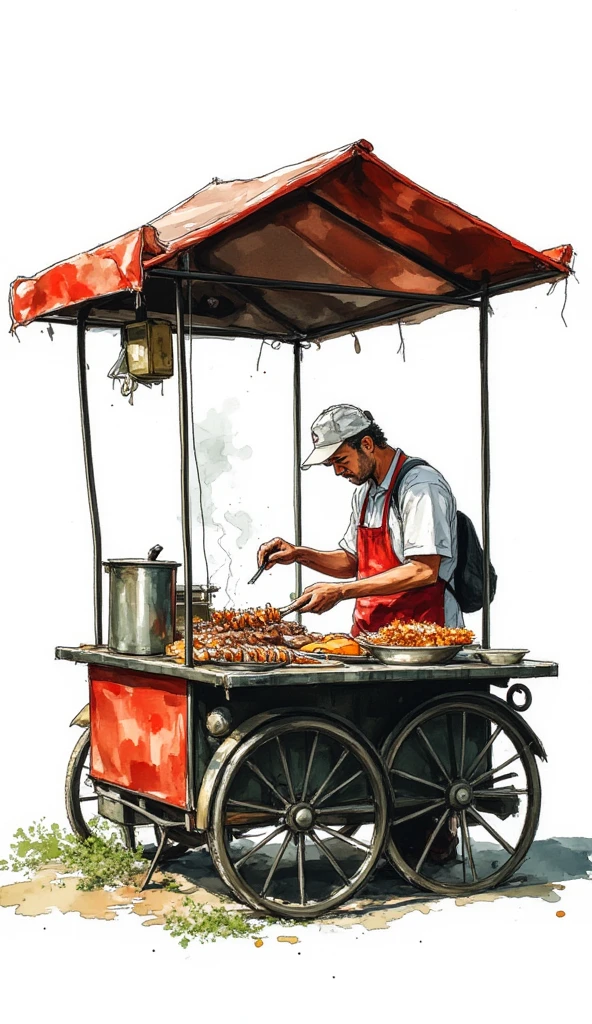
[
  {"left": 76, "top": 308, "right": 103, "bottom": 646},
  {"left": 175, "top": 276, "right": 194, "bottom": 668},
  {"left": 479, "top": 277, "right": 492, "bottom": 648},
  {"left": 293, "top": 341, "right": 303, "bottom": 623}
]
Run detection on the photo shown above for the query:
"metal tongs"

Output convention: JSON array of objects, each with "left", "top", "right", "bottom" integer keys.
[
  {"left": 247, "top": 555, "right": 268, "bottom": 585},
  {"left": 247, "top": 551, "right": 307, "bottom": 615},
  {"left": 278, "top": 598, "right": 308, "bottom": 618}
]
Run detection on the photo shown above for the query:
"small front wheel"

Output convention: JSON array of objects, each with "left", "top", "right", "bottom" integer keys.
[
  {"left": 65, "top": 728, "right": 98, "bottom": 841},
  {"left": 64, "top": 729, "right": 190, "bottom": 860}
]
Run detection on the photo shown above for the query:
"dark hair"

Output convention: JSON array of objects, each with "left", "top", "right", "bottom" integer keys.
[{"left": 346, "top": 411, "right": 388, "bottom": 451}]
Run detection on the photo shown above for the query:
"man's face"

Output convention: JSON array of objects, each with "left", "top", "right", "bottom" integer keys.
[{"left": 324, "top": 438, "right": 375, "bottom": 485}]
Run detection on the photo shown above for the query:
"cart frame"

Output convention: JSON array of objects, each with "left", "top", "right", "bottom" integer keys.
[{"left": 11, "top": 141, "right": 570, "bottom": 917}]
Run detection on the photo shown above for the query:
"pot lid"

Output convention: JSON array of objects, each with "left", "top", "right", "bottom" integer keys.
[
  {"left": 104, "top": 558, "right": 181, "bottom": 567},
  {"left": 177, "top": 583, "right": 220, "bottom": 592}
]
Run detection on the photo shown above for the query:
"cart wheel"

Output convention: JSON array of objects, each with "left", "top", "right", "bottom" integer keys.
[
  {"left": 382, "top": 697, "right": 541, "bottom": 896},
  {"left": 65, "top": 729, "right": 190, "bottom": 860},
  {"left": 207, "top": 715, "right": 388, "bottom": 920},
  {"left": 65, "top": 728, "right": 100, "bottom": 841}
]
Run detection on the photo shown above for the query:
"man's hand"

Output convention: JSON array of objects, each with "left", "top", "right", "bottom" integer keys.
[
  {"left": 257, "top": 537, "right": 297, "bottom": 568},
  {"left": 293, "top": 582, "right": 345, "bottom": 614}
]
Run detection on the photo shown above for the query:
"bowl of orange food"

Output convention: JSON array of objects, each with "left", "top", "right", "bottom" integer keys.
[
  {"left": 358, "top": 619, "right": 475, "bottom": 666},
  {"left": 299, "top": 634, "right": 371, "bottom": 662}
]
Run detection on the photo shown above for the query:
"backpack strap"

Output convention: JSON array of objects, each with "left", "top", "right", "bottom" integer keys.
[
  {"left": 392, "top": 457, "right": 429, "bottom": 512},
  {"left": 392, "top": 456, "right": 460, "bottom": 604}
]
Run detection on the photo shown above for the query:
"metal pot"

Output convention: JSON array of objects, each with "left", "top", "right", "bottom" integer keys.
[
  {"left": 104, "top": 546, "right": 180, "bottom": 655},
  {"left": 176, "top": 584, "right": 219, "bottom": 634}
]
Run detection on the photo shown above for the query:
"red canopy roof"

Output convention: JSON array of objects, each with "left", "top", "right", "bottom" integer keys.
[{"left": 10, "top": 140, "right": 572, "bottom": 339}]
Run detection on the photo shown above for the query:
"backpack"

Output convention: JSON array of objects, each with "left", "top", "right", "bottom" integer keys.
[{"left": 392, "top": 458, "right": 497, "bottom": 614}]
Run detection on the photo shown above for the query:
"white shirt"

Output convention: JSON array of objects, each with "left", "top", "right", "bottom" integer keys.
[{"left": 339, "top": 450, "right": 464, "bottom": 627}]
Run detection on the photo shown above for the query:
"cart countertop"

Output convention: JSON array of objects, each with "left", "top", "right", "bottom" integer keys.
[{"left": 55, "top": 645, "right": 558, "bottom": 688}]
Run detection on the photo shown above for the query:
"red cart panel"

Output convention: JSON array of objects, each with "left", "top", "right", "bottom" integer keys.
[{"left": 89, "top": 665, "right": 188, "bottom": 809}]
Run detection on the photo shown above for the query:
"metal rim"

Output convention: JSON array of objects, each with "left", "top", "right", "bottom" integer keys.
[
  {"left": 476, "top": 650, "right": 529, "bottom": 665},
  {"left": 358, "top": 641, "right": 465, "bottom": 665},
  {"left": 206, "top": 661, "right": 288, "bottom": 672},
  {"left": 64, "top": 729, "right": 99, "bottom": 841},
  {"left": 382, "top": 697, "right": 541, "bottom": 896},
  {"left": 359, "top": 642, "right": 465, "bottom": 653},
  {"left": 207, "top": 715, "right": 389, "bottom": 919}
]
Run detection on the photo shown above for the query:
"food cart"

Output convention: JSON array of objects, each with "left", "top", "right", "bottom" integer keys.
[{"left": 10, "top": 139, "right": 571, "bottom": 919}]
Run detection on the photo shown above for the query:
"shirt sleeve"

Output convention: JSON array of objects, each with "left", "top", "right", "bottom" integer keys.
[
  {"left": 339, "top": 493, "right": 360, "bottom": 555},
  {"left": 400, "top": 477, "right": 454, "bottom": 559}
]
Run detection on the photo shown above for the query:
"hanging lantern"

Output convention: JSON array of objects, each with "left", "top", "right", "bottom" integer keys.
[{"left": 124, "top": 321, "right": 174, "bottom": 381}]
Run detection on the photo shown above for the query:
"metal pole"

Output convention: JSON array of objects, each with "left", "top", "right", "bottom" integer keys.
[
  {"left": 148, "top": 267, "right": 480, "bottom": 306},
  {"left": 76, "top": 308, "right": 103, "bottom": 645},
  {"left": 479, "top": 277, "right": 491, "bottom": 648},
  {"left": 175, "top": 278, "right": 194, "bottom": 668},
  {"left": 293, "top": 341, "right": 303, "bottom": 624}
]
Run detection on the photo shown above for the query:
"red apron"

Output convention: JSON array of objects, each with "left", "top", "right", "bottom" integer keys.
[{"left": 351, "top": 452, "right": 446, "bottom": 637}]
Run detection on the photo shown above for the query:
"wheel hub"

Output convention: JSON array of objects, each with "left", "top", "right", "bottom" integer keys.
[
  {"left": 448, "top": 780, "right": 473, "bottom": 809},
  {"left": 287, "top": 803, "right": 315, "bottom": 832}
]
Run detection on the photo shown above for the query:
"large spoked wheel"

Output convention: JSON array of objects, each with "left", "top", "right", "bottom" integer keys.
[
  {"left": 382, "top": 697, "right": 541, "bottom": 896},
  {"left": 207, "top": 715, "right": 389, "bottom": 919},
  {"left": 65, "top": 729, "right": 189, "bottom": 861}
]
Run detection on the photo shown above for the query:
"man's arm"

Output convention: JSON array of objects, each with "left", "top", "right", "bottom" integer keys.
[
  {"left": 293, "top": 555, "right": 440, "bottom": 613},
  {"left": 297, "top": 546, "right": 358, "bottom": 578},
  {"left": 342, "top": 555, "right": 440, "bottom": 597},
  {"left": 257, "top": 537, "right": 357, "bottom": 579}
]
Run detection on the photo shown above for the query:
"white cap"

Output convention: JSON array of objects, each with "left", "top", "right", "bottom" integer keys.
[{"left": 301, "top": 405, "right": 373, "bottom": 469}]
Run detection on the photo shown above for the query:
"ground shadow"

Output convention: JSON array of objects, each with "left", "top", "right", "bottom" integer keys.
[{"left": 163, "top": 835, "right": 592, "bottom": 906}]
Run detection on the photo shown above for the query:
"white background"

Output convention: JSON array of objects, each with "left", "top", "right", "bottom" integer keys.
[{"left": 0, "top": 1, "right": 590, "bottom": 1019}]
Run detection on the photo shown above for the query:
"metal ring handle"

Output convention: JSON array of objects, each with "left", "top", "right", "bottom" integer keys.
[{"left": 507, "top": 683, "right": 532, "bottom": 712}]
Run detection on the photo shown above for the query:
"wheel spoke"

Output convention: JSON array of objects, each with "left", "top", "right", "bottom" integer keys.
[
  {"left": 79, "top": 796, "right": 98, "bottom": 803},
  {"left": 390, "top": 768, "right": 446, "bottom": 793},
  {"left": 471, "top": 751, "right": 523, "bottom": 788},
  {"left": 261, "top": 831, "right": 292, "bottom": 896},
  {"left": 415, "top": 809, "right": 450, "bottom": 873},
  {"left": 121, "top": 825, "right": 137, "bottom": 852},
  {"left": 416, "top": 727, "right": 451, "bottom": 784},
  {"left": 234, "top": 825, "right": 287, "bottom": 870},
  {"left": 311, "top": 831, "right": 350, "bottom": 885},
  {"left": 392, "top": 799, "right": 446, "bottom": 827},
  {"left": 276, "top": 737, "right": 296, "bottom": 803},
  {"left": 459, "top": 711, "right": 467, "bottom": 776},
  {"left": 460, "top": 809, "right": 477, "bottom": 881},
  {"left": 297, "top": 833, "right": 306, "bottom": 905},
  {"left": 300, "top": 732, "right": 318, "bottom": 801},
  {"left": 313, "top": 823, "right": 370, "bottom": 852},
  {"left": 316, "top": 803, "right": 374, "bottom": 821},
  {"left": 310, "top": 749, "right": 350, "bottom": 805},
  {"left": 227, "top": 798, "right": 283, "bottom": 816},
  {"left": 473, "top": 788, "right": 528, "bottom": 798},
  {"left": 246, "top": 760, "right": 289, "bottom": 808},
  {"left": 467, "top": 807, "right": 515, "bottom": 856},
  {"left": 465, "top": 725, "right": 502, "bottom": 780},
  {"left": 447, "top": 714, "right": 458, "bottom": 778},
  {"left": 484, "top": 772, "right": 518, "bottom": 785},
  {"left": 315, "top": 769, "right": 364, "bottom": 808}
]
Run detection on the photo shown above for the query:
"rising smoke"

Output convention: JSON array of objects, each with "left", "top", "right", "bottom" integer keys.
[{"left": 190, "top": 398, "right": 254, "bottom": 606}]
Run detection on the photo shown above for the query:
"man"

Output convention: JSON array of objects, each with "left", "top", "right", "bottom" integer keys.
[{"left": 258, "top": 404, "right": 463, "bottom": 633}]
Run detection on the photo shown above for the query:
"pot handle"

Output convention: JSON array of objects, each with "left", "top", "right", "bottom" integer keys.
[{"left": 147, "top": 544, "right": 163, "bottom": 561}]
